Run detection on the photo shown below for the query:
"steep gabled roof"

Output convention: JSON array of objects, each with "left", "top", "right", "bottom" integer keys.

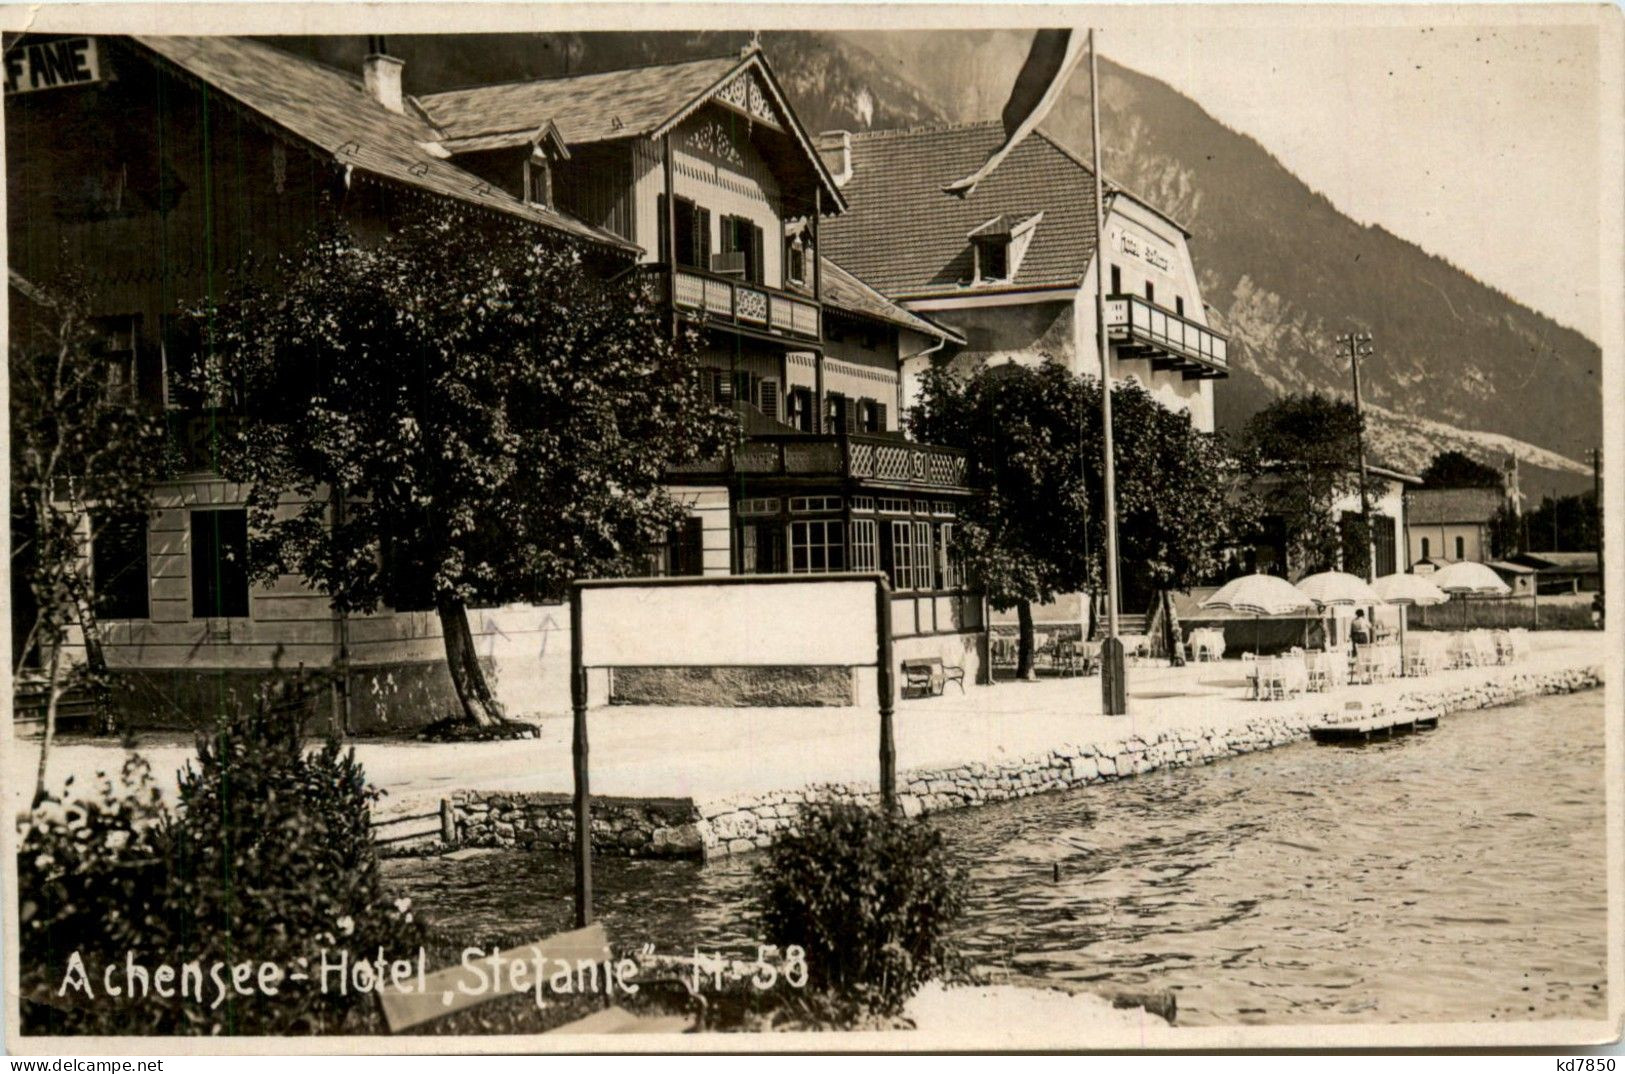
[
  {"left": 129, "top": 36, "right": 637, "bottom": 253},
  {"left": 418, "top": 49, "right": 845, "bottom": 212},
  {"left": 819, "top": 121, "right": 1102, "bottom": 298},
  {"left": 420, "top": 55, "right": 741, "bottom": 146},
  {"left": 1407, "top": 486, "right": 1506, "bottom": 525},
  {"left": 819, "top": 258, "right": 964, "bottom": 343}
]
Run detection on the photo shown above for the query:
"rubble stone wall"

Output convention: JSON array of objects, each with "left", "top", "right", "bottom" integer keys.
[{"left": 447, "top": 664, "right": 1601, "bottom": 860}]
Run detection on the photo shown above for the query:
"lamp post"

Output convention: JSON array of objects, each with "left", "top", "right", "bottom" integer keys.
[{"left": 1338, "top": 332, "right": 1377, "bottom": 582}]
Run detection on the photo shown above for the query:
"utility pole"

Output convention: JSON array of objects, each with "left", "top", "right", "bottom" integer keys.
[
  {"left": 1338, "top": 332, "right": 1377, "bottom": 581},
  {"left": 1594, "top": 447, "right": 1604, "bottom": 600},
  {"left": 1089, "top": 28, "right": 1126, "bottom": 715}
]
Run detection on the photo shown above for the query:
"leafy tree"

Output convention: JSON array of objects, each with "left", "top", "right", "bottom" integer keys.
[
  {"left": 1526, "top": 491, "right": 1600, "bottom": 553},
  {"left": 911, "top": 362, "right": 1089, "bottom": 678},
  {"left": 1421, "top": 449, "right": 1503, "bottom": 489},
  {"left": 912, "top": 361, "right": 1244, "bottom": 674},
  {"left": 9, "top": 278, "right": 170, "bottom": 802},
  {"left": 198, "top": 207, "right": 736, "bottom": 727},
  {"left": 1237, "top": 391, "right": 1376, "bottom": 578}
]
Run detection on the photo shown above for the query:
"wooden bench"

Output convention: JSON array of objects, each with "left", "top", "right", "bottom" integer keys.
[{"left": 901, "top": 656, "right": 965, "bottom": 698}]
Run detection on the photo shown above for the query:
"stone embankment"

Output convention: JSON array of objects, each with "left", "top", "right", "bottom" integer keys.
[{"left": 448, "top": 664, "right": 1601, "bottom": 861}]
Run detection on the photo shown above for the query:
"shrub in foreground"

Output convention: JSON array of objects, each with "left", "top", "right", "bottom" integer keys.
[
  {"left": 18, "top": 680, "right": 424, "bottom": 1034},
  {"left": 756, "top": 801, "right": 968, "bottom": 1019}
]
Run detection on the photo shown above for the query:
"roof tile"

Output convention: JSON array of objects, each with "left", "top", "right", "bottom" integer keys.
[
  {"left": 818, "top": 122, "right": 1101, "bottom": 297},
  {"left": 418, "top": 56, "right": 743, "bottom": 146},
  {"left": 131, "top": 36, "right": 636, "bottom": 252}
]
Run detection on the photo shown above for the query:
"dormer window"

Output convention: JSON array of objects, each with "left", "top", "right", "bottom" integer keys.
[
  {"left": 523, "top": 152, "right": 552, "bottom": 208},
  {"left": 521, "top": 120, "right": 570, "bottom": 209},
  {"left": 968, "top": 211, "right": 1042, "bottom": 286}
]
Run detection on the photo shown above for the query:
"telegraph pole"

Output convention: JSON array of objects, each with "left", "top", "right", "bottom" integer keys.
[
  {"left": 1338, "top": 332, "right": 1377, "bottom": 581},
  {"left": 1089, "top": 28, "right": 1127, "bottom": 715},
  {"left": 1594, "top": 447, "right": 1604, "bottom": 600}
]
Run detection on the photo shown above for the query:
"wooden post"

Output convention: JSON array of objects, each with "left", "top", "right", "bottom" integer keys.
[
  {"left": 876, "top": 578, "right": 896, "bottom": 811},
  {"left": 570, "top": 585, "right": 592, "bottom": 927},
  {"left": 661, "top": 134, "right": 678, "bottom": 341},
  {"left": 1100, "top": 636, "right": 1126, "bottom": 715},
  {"left": 440, "top": 798, "right": 456, "bottom": 845}
]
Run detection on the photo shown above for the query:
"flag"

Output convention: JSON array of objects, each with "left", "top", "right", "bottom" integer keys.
[{"left": 942, "top": 28, "right": 1088, "bottom": 197}]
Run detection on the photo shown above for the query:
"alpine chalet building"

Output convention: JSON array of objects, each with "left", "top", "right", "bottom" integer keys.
[
  {"left": 819, "top": 121, "right": 1231, "bottom": 621},
  {"left": 7, "top": 35, "right": 975, "bottom": 730}
]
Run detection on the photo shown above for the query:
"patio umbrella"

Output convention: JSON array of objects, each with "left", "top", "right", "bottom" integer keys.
[
  {"left": 1431, "top": 560, "right": 1511, "bottom": 628},
  {"left": 1373, "top": 572, "right": 1448, "bottom": 674},
  {"left": 1295, "top": 570, "right": 1383, "bottom": 651},
  {"left": 1201, "top": 573, "right": 1315, "bottom": 655}
]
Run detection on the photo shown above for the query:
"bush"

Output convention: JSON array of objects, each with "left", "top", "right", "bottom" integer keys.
[
  {"left": 17, "top": 678, "right": 425, "bottom": 1035},
  {"left": 17, "top": 756, "right": 171, "bottom": 981},
  {"left": 756, "top": 802, "right": 968, "bottom": 1019}
]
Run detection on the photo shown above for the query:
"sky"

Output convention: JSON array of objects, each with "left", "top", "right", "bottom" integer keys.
[{"left": 1091, "top": 9, "right": 1608, "bottom": 342}]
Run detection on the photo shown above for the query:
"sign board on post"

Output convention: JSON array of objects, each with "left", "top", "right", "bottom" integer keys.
[
  {"left": 569, "top": 573, "right": 895, "bottom": 927},
  {"left": 4, "top": 38, "right": 105, "bottom": 96}
]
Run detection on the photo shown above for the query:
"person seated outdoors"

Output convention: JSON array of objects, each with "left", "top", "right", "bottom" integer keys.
[{"left": 1350, "top": 609, "right": 1373, "bottom": 646}]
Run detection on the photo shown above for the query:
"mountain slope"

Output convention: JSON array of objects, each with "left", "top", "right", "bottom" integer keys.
[{"left": 838, "top": 31, "right": 1600, "bottom": 497}]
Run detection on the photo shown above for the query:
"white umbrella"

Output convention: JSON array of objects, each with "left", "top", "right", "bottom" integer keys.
[
  {"left": 1373, "top": 572, "right": 1449, "bottom": 674},
  {"left": 1202, "top": 573, "right": 1317, "bottom": 615},
  {"left": 1202, "top": 573, "right": 1315, "bottom": 656},
  {"left": 1372, "top": 572, "right": 1448, "bottom": 607},
  {"left": 1296, "top": 570, "right": 1382, "bottom": 654},
  {"left": 1297, "top": 570, "right": 1381, "bottom": 606},
  {"left": 1431, "top": 560, "right": 1510, "bottom": 629},
  {"left": 1431, "top": 560, "right": 1511, "bottom": 595}
]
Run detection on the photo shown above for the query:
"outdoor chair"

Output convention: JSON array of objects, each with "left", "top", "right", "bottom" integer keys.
[
  {"left": 1403, "top": 642, "right": 1431, "bottom": 678},
  {"left": 901, "top": 656, "right": 964, "bottom": 698},
  {"left": 1304, "top": 652, "right": 1328, "bottom": 693}
]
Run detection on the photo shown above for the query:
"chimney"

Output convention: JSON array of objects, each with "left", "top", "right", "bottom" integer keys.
[
  {"left": 817, "top": 130, "right": 852, "bottom": 188},
  {"left": 363, "top": 35, "right": 404, "bottom": 115}
]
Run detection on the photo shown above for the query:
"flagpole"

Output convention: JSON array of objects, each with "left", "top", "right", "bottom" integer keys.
[{"left": 1090, "top": 28, "right": 1127, "bottom": 715}]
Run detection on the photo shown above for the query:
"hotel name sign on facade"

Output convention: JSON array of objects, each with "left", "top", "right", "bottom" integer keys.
[{"left": 4, "top": 37, "right": 104, "bottom": 96}]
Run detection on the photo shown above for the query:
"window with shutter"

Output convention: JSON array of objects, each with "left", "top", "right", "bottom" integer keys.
[
  {"left": 759, "top": 378, "right": 780, "bottom": 421},
  {"left": 659, "top": 195, "right": 708, "bottom": 269},
  {"left": 749, "top": 223, "right": 765, "bottom": 285},
  {"left": 732, "top": 370, "right": 755, "bottom": 409},
  {"left": 709, "top": 368, "right": 733, "bottom": 405},
  {"left": 788, "top": 387, "right": 815, "bottom": 431},
  {"left": 695, "top": 206, "right": 712, "bottom": 271},
  {"left": 873, "top": 401, "right": 889, "bottom": 433},
  {"left": 844, "top": 396, "right": 859, "bottom": 435},
  {"left": 826, "top": 393, "right": 851, "bottom": 435}
]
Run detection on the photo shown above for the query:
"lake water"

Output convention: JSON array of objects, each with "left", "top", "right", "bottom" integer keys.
[{"left": 383, "top": 688, "right": 1609, "bottom": 1025}]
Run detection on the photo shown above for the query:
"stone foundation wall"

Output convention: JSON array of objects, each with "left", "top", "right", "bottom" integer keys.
[
  {"left": 446, "top": 664, "right": 1602, "bottom": 860},
  {"left": 449, "top": 792, "right": 706, "bottom": 858},
  {"left": 609, "top": 666, "right": 856, "bottom": 707}
]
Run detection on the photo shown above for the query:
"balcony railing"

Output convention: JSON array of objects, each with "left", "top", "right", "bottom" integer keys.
[
  {"left": 668, "top": 432, "right": 970, "bottom": 491},
  {"left": 1104, "top": 293, "right": 1229, "bottom": 378},
  {"left": 652, "top": 264, "right": 822, "bottom": 342}
]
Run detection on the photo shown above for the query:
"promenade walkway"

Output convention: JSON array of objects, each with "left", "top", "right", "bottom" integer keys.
[{"left": 9, "top": 631, "right": 1605, "bottom": 821}]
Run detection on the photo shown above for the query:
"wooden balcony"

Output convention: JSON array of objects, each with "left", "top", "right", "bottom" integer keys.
[
  {"left": 1105, "top": 293, "right": 1229, "bottom": 379},
  {"left": 669, "top": 432, "right": 970, "bottom": 492},
  {"left": 653, "top": 264, "right": 822, "bottom": 343}
]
